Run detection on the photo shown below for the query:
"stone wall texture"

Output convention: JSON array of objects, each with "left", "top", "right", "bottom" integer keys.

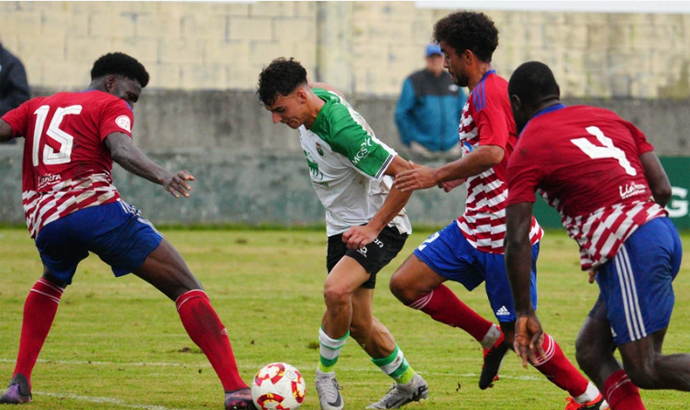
[{"left": 3, "top": 1, "right": 690, "bottom": 98}]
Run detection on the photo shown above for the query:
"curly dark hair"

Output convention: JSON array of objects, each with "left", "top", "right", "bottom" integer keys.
[
  {"left": 257, "top": 57, "right": 307, "bottom": 106},
  {"left": 508, "top": 61, "right": 560, "bottom": 106},
  {"left": 433, "top": 11, "right": 498, "bottom": 63},
  {"left": 90, "top": 52, "right": 149, "bottom": 88}
]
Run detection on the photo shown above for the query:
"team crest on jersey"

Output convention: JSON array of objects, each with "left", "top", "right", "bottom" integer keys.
[
  {"left": 315, "top": 142, "right": 325, "bottom": 156},
  {"left": 116, "top": 115, "right": 131, "bottom": 132}
]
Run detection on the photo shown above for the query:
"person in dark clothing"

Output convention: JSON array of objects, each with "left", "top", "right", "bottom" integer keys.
[
  {"left": 0, "top": 35, "right": 30, "bottom": 145},
  {"left": 395, "top": 43, "right": 467, "bottom": 158}
]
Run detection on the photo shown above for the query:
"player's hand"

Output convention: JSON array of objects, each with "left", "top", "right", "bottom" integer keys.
[
  {"left": 394, "top": 164, "right": 438, "bottom": 192},
  {"left": 513, "top": 314, "right": 546, "bottom": 368},
  {"left": 438, "top": 178, "right": 466, "bottom": 192},
  {"left": 162, "top": 170, "right": 195, "bottom": 198},
  {"left": 588, "top": 269, "right": 598, "bottom": 284},
  {"left": 342, "top": 225, "right": 378, "bottom": 250}
]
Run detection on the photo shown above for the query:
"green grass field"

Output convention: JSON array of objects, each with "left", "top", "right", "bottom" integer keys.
[{"left": 0, "top": 228, "right": 688, "bottom": 410}]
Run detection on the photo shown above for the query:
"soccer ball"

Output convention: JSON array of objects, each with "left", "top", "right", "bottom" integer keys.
[{"left": 251, "top": 362, "right": 306, "bottom": 410}]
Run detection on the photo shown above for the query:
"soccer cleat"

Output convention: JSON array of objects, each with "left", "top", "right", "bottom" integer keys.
[
  {"left": 0, "top": 374, "right": 32, "bottom": 404},
  {"left": 565, "top": 394, "right": 609, "bottom": 410},
  {"left": 224, "top": 387, "right": 256, "bottom": 410},
  {"left": 365, "top": 373, "right": 429, "bottom": 409},
  {"left": 479, "top": 331, "right": 508, "bottom": 390},
  {"left": 315, "top": 368, "right": 344, "bottom": 410}
]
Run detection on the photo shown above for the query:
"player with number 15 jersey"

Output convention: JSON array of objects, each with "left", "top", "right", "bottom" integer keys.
[
  {"left": 0, "top": 52, "right": 255, "bottom": 410},
  {"left": 5, "top": 90, "right": 132, "bottom": 238}
]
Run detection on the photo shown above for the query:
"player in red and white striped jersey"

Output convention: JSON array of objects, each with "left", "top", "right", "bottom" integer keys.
[
  {"left": 0, "top": 53, "right": 254, "bottom": 409},
  {"left": 390, "top": 12, "right": 605, "bottom": 409},
  {"left": 506, "top": 61, "right": 689, "bottom": 410}
]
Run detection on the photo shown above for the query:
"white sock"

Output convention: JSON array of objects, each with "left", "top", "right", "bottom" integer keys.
[
  {"left": 574, "top": 382, "right": 601, "bottom": 403},
  {"left": 480, "top": 324, "right": 501, "bottom": 349}
]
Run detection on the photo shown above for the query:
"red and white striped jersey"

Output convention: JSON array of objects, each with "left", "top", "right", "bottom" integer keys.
[
  {"left": 2, "top": 90, "right": 134, "bottom": 238},
  {"left": 507, "top": 104, "right": 667, "bottom": 270},
  {"left": 458, "top": 71, "right": 543, "bottom": 254}
]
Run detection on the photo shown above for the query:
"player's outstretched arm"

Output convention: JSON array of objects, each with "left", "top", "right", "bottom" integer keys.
[
  {"left": 505, "top": 201, "right": 546, "bottom": 367},
  {"left": 342, "top": 156, "right": 413, "bottom": 250},
  {"left": 639, "top": 151, "right": 672, "bottom": 207},
  {"left": 0, "top": 120, "right": 13, "bottom": 142},
  {"left": 394, "top": 144, "right": 503, "bottom": 192},
  {"left": 105, "top": 132, "right": 194, "bottom": 198}
]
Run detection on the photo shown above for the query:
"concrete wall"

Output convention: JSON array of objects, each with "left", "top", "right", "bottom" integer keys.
[
  {"left": 3, "top": 1, "right": 690, "bottom": 98},
  {"left": 2, "top": 88, "right": 688, "bottom": 227}
]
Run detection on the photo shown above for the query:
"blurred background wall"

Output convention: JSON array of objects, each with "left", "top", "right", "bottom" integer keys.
[{"left": 2, "top": 1, "right": 690, "bottom": 228}]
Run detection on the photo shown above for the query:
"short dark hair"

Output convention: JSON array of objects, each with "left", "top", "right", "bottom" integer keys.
[
  {"left": 257, "top": 57, "right": 307, "bottom": 106},
  {"left": 433, "top": 11, "right": 498, "bottom": 63},
  {"left": 508, "top": 61, "right": 560, "bottom": 106},
  {"left": 91, "top": 52, "right": 149, "bottom": 88}
]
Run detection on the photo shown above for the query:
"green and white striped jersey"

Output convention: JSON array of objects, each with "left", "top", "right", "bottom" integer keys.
[{"left": 300, "top": 89, "right": 411, "bottom": 236}]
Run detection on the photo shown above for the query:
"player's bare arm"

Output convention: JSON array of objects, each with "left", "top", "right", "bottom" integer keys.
[
  {"left": 105, "top": 132, "right": 195, "bottom": 199},
  {"left": 342, "top": 156, "right": 413, "bottom": 250},
  {"left": 394, "top": 144, "right": 504, "bottom": 192},
  {"left": 639, "top": 151, "right": 672, "bottom": 207},
  {"left": 505, "top": 201, "right": 546, "bottom": 368},
  {"left": 0, "top": 120, "right": 13, "bottom": 142}
]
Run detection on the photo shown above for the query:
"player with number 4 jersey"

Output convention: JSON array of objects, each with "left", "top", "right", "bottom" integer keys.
[
  {"left": 506, "top": 61, "right": 690, "bottom": 410},
  {"left": 0, "top": 52, "right": 255, "bottom": 410},
  {"left": 390, "top": 12, "right": 605, "bottom": 410}
]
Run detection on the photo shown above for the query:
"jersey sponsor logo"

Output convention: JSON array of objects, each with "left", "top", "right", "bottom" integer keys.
[
  {"left": 495, "top": 306, "right": 510, "bottom": 316},
  {"left": 619, "top": 182, "right": 647, "bottom": 200},
  {"left": 37, "top": 174, "right": 62, "bottom": 190},
  {"left": 352, "top": 138, "right": 373, "bottom": 165},
  {"left": 115, "top": 115, "right": 131, "bottom": 132}
]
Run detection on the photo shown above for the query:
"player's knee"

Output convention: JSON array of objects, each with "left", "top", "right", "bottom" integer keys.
[
  {"left": 388, "top": 273, "right": 416, "bottom": 304},
  {"left": 575, "top": 343, "right": 600, "bottom": 374},
  {"left": 624, "top": 361, "right": 659, "bottom": 389},
  {"left": 322, "top": 282, "right": 351, "bottom": 307}
]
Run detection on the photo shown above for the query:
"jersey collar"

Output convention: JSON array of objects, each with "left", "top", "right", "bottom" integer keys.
[
  {"left": 479, "top": 70, "right": 496, "bottom": 84},
  {"left": 519, "top": 103, "right": 566, "bottom": 138},
  {"left": 531, "top": 103, "right": 566, "bottom": 120}
]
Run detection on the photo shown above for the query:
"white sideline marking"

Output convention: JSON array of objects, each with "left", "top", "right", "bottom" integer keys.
[
  {"left": 34, "top": 391, "right": 188, "bottom": 410},
  {"left": 1, "top": 357, "right": 542, "bottom": 381}
]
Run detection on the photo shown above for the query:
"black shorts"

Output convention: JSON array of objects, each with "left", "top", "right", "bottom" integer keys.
[{"left": 326, "top": 226, "right": 408, "bottom": 289}]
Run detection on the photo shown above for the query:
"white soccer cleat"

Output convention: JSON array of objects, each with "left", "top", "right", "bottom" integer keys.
[
  {"left": 315, "top": 368, "right": 344, "bottom": 410},
  {"left": 366, "top": 373, "right": 429, "bottom": 409}
]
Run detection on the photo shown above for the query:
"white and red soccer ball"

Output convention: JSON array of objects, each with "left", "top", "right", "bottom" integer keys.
[{"left": 251, "top": 363, "right": 306, "bottom": 410}]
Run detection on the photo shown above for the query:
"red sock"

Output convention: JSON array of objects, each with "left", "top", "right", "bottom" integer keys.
[
  {"left": 176, "top": 290, "right": 247, "bottom": 392},
  {"left": 408, "top": 284, "right": 493, "bottom": 341},
  {"left": 532, "top": 333, "right": 589, "bottom": 397},
  {"left": 604, "top": 370, "right": 646, "bottom": 410},
  {"left": 13, "top": 278, "right": 64, "bottom": 386}
]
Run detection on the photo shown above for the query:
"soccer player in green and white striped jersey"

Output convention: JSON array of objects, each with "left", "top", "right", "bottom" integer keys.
[{"left": 257, "top": 58, "right": 428, "bottom": 410}]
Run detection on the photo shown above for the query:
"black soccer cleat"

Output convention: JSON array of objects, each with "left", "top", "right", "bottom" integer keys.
[{"left": 479, "top": 333, "right": 509, "bottom": 390}]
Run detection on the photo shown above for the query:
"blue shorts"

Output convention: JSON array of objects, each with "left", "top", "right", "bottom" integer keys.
[
  {"left": 596, "top": 217, "right": 682, "bottom": 345},
  {"left": 35, "top": 201, "right": 163, "bottom": 284},
  {"left": 413, "top": 221, "right": 539, "bottom": 322}
]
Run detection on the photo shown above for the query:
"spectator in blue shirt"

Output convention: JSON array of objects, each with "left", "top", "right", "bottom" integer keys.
[{"left": 395, "top": 43, "right": 467, "bottom": 158}]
